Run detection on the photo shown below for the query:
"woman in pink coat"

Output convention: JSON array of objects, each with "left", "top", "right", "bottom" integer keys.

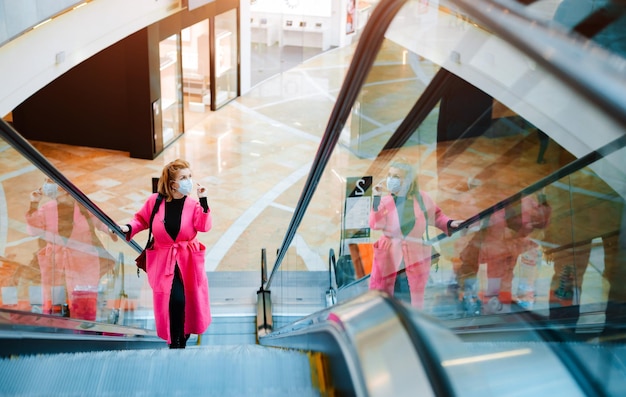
[
  {"left": 369, "top": 162, "right": 462, "bottom": 308},
  {"left": 120, "top": 159, "right": 212, "bottom": 348},
  {"left": 26, "top": 179, "right": 115, "bottom": 319},
  {"left": 457, "top": 194, "right": 551, "bottom": 313}
]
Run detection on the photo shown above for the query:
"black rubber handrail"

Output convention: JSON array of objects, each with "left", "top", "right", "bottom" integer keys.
[{"left": 0, "top": 118, "right": 142, "bottom": 252}]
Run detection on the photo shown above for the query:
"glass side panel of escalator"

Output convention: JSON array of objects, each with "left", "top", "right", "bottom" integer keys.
[
  {"left": 0, "top": 135, "right": 155, "bottom": 333},
  {"left": 271, "top": 0, "right": 625, "bottom": 394},
  {"left": 275, "top": 0, "right": 625, "bottom": 314}
]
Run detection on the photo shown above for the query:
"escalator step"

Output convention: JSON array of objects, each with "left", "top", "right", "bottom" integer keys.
[{"left": 0, "top": 345, "right": 320, "bottom": 396}]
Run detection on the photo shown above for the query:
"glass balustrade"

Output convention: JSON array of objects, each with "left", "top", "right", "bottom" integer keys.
[
  {"left": 269, "top": 0, "right": 626, "bottom": 338},
  {"left": 0, "top": 135, "right": 154, "bottom": 333},
  {"left": 0, "top": 1, "right": 84, "bottom": 46}
]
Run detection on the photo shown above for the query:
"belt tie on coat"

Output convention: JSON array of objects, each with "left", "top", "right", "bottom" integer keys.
[
  {"left": 382, "top": 232, "right": 425, "bottom": 244},
  {"left": 163, "top": 241, "right": 190, "bottom": 276}
]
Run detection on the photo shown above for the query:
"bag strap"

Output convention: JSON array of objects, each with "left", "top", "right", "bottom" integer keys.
[
  {"left": 414, "top": 189, "right": 442, "bottom": 271},
  {"left": 145, "top": 194, "right": 164, "bottom": 249},
  {"left": 414, "top": 190, "right": 430, "bottom": 241}
]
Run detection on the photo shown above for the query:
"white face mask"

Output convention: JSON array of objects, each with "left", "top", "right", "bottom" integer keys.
[
  {"left": 42, "top": 182, "right": 59, "bottom": 199},
  {"left": 177, "top": 178, "right": 193, "bottom": 196},
  {"left": 386, "top": 176, "right": 402, "bottom": 194}
]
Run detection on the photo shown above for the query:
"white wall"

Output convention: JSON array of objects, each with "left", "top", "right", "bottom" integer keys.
[
  {"left": 251, "top": 0, "right": 332, "bottom": 17},
  {"left": 0, "top": 0, "right": 182, "bottom": 116},
  {"left": 249, "top": 0, "right": 352, "bottom": 48}
]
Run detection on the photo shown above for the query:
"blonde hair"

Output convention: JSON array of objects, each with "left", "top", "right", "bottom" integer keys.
[
  {"left": 390, "top": 160, "right": 418, "bottom": 197},
  {"left": 157, "top": 159, "right": 190, "bottom": 201}
]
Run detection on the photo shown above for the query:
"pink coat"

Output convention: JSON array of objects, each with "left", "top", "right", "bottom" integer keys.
[
  {"left": 26, "top": 202, "right": 107, "bottom": 309},
  {"left": 127, "top": 193, "right": 212, "bottom": 343},
  {"left": 369, "top": 191, "right": 451, "bottom": 307},
  {"left": 458, "top": 195, "right": 551, "bottom": 301},
  {"left": 462, "top": 195, "right": 551, "bottom": 269}
]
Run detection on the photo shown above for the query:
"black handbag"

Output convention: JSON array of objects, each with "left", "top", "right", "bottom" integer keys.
[{"left": 135, "top": 194, "right": 163, "bottom": 275}]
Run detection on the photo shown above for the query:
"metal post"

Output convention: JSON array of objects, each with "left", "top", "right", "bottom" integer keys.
[
  {"left": 261, "top": 248, "right": 267, "bottom": 285},
  {"left": 325, "top": 248, "right": 337, "bottom": 307},
  {"left": 256, "top": 248, "right": 273, "bottom": 339},
  {"left": 256, "top": 289, "right": 273, "bottom": 338}
]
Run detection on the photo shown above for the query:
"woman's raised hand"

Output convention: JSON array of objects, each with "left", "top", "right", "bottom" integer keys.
[
  {"left": 373, "top": 180, "right": 385, "bottom": 196},
  {"left": 197, "top": 183, "right": 207, "bottom": 198},
  {"left": 30, "top": 188, "right": 43, "bottom": 203}
]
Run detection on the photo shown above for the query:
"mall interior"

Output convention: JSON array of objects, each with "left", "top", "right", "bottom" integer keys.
[{"left": 1, "top": 0, "right": 626, "bottom": 395}]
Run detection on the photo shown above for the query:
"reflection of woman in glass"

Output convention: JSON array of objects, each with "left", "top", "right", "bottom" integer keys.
[
  {"left": 369, "top": 162, "right": 462, "bottom": 308},
  {"left": 457, "top": 195, "right": 551, "bottom": 314},
  {"left": 26, "top": 179, "right": 115, "bottom": 318},
  {"left": 346, "top": 0, "right": 356, "bottom": 34}
]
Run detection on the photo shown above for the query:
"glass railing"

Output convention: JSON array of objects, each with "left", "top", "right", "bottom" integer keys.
[
  {"left": 0, "top": 122, "right": 154, "bottom": 334},
  {"left": 265, "top": 0, "right": 626, "bottom": 388},
  {"left": 434, "top": 136, "right": 625, "bottom": 323},
  {"left": 0, "top": 1, "right": 85, "bottom": 47}
]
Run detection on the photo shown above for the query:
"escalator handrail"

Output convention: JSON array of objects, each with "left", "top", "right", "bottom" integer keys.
[
  {"left": 384, "top": 296, "right": 456, "bottom": 397},
  {"left": 265, "top": 0, "right": 409, "bottom": 290},
  {"left": 261, "top": 290, "right": 434, "bottom": 397},
  {"left": 0, "top": 118, "right": 142, "bottom": 252},
  {"left": 328, "top": 248, "right": 336, "bottom": 289},
  {"left": 262, "top": 290, "right": 457, "bottom": 396}
]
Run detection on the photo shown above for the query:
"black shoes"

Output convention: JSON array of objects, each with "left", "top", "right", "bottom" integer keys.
[
  {"left": 169, "top": 338, "right": 183, "bottom": 349},
  {"left": 169, "top": 334, "right": 191, "bottom": 349}
]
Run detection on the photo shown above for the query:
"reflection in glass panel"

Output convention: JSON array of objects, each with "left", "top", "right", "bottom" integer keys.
[
  {"left": 274, "top": 0, "right": 626, "bottom": 329},
  {"left": 159, "top": 34, "right": 183, "bottom": 146},
  {"left": 550, "top": 0, "right": 626, "bottom": 61},
  {"left": 431, "top": 142, "right": 625, "bottom": 328},
  {"left": 0, "top": 136, "right": 153, "bottom": 330},
  {"left": 345, "top": 41, "right": 437, "bottom": 159},
  {"left": 307, "top": 69, "right": 570, "bottom": 309},
  {"left": 215, "top": 9, "right": 239, "bottom": 108}
]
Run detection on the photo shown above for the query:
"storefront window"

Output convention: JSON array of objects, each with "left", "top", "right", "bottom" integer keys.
[
  {"left": 214, "top": 9, "right": 238, "bottom": 109},
  {"left": 159, "top": 34, "right": 183, "bottom": 145},
  {"left": 181, "top": 20, "right": 211, "bottom": 127}
]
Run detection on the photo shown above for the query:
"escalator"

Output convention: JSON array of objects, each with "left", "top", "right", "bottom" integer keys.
[
  {"left": 0, "top": 117, "right": 335, "bottom": 394},
  {"left": 1, "top": 1, "right": 626, "bottom": 396},
  {"left": 0, "top": 345, "right": 319, "bottom": 396},
  {"left": 261, "top": 0, "right": 626, "bottom": 395}
]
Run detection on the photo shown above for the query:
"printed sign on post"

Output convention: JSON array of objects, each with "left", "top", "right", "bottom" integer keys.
[{"left": 342, "top": 176, "right": 372, "bottom": 254}]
